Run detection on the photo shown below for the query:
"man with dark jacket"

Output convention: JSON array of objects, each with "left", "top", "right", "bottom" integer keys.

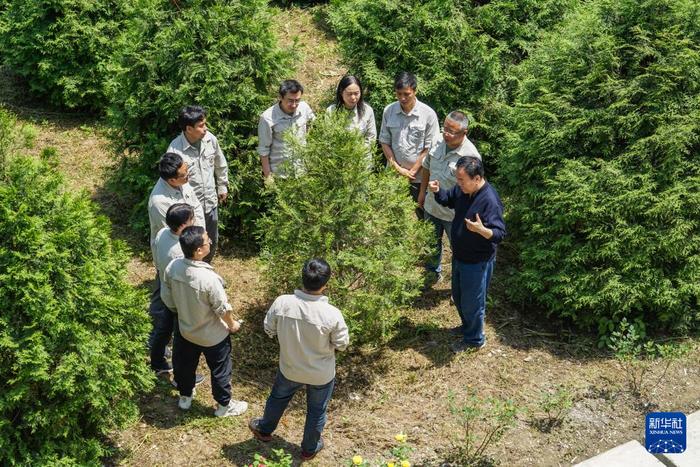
[{"left": 428, "top": 156, "right": 506, "bottom": 353}]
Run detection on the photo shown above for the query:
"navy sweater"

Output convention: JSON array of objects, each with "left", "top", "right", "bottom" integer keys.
[{"left": 433, "top": 182, "right": 506, "bottom": 263}]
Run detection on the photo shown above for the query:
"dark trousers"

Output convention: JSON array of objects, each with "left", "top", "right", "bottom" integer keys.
[
  {"left": 258, "top": 371, "right": 335, "bottom": 454},
  {"left": 148, "top": 274, "right": 174, "bottom": 371},
  {"left": 173, "top": 330, "right": 232, "bottom": 405},
  {"left": 204, "top": 207, "right": 218, "bottom": 263},
  {"left": 409, "top": 182, "right": 424, "bottom": 219},
  {"left": 451, "top": 257, "right": 495, "bottom": 346}
]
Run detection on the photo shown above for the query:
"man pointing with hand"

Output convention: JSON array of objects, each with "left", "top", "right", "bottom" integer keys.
[{"left": 428, "top": 156, "right": 506, "bottom": 353}]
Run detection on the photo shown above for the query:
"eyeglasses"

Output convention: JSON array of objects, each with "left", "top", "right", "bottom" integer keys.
[{"left": 443, "top": 127, "right": 465, "bottom": 137}]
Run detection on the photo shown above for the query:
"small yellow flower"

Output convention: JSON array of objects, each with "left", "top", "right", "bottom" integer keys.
[
  {"left": 352, "top": 455, "right": 363, "bottom": 465},
  {"left": 387, "top": 462, "right": 396, "bottom": 467},
  {"left": 395, "top": 433, "right": 407, "bottom": 443},
  {"left": 401, "top": 461, "right": 410, "bottom": 467}
]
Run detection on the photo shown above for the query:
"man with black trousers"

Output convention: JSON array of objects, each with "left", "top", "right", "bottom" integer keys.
[
  {"left": 160, "top": 226, "right": 248, "bottom": 417},
  {"left": 428, "top": 156, "right": 506, "bottom": 353}
]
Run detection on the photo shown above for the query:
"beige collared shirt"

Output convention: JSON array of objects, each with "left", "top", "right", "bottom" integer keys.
[
  {"left": 161, "top": 258, "right": 232, "bottom": 347},
  {"left": 378, "top": 99, "right": 439, "bottom": 184},
  {"left": 167, "top": 131, "right": 228, "bottom": 214},
  {"left": 147, "top": 178, "right": 205, "bottom": 260},
  {"left": 325, "top": 102, "right": 377, "bottom": 147},
  {"left": 422, "top": 136, "right": 482, "bottom": 221},
  {"left": 153, "top": 227, "right": 183, "bottom": 282},
  {"left": 264, "top": 289, "right": 349, "bottom": 385},
  {"left": 257, "top": 101, "right": 315, "bottom": 176}
]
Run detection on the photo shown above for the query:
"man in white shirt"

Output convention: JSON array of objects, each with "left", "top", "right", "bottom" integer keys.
[
  {"left": 248, "top": 258, "right": 349, "bottom": 461},
  {"left": 258, "top": 79, "right": 315, "bottom": 180},
  {"left": 161, "top": 226, "right": 248, "bottom": 418}
]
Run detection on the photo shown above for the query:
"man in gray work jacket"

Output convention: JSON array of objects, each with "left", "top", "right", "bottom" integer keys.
[{"left": 167, "top": 105, "right": 229, "bottom": 263}]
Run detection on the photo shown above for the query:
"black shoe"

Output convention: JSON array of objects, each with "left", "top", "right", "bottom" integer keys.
[
  {"left": 248, "top": 418, "right": 273, "bottom": 442},
  {"left": 171, "top": 374, "right": 205, "bottom": 388},
  {"left": 450, "top": 340, "right": 486, "bottom": 354},
  {"left": 301, "top": 438, "right": 324, "bottom": 461}
]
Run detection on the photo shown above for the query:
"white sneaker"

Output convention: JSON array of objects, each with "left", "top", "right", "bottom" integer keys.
[
  {"left": 214, "top": 400, "right": 248, "bottom": 417},
  {"left": 178, "top": 396, "right": 192, "bottom": 410}
]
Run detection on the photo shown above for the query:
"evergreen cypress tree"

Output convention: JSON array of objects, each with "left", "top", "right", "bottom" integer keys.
[{"left": 501, "top": 0, "right": 700, "bottom": 337}]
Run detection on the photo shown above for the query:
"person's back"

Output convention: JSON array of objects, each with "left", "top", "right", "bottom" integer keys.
[
  {"left": 265, "top": 290, "right": 348, "bottom": 386},
  {"left": 250, "top": 258, "right": 349, "bottom": 461}
]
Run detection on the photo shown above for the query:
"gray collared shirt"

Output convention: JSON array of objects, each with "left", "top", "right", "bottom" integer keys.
[
  {"left": 422, "top": 136, "right": 482, "bottom": 222},
  {"left": 147, "top": 178, "right": 205, "bottom": 260},
  {"left": 326, "top": 102, "right": 377, "bottom": 147},
  {"left": 161, "top": 258, "right": 232, "bottom": 347},
  {"left": 378, "top": 99, "right": 439, "bottom": 184},
  {"left": 153, "top": 227, "right": 184, "bottom": 282},
  {"left": 264, "top": 289, "right": 349, "bottom": 386},
  {"left": 167, "top": 131, "right": 228, "bottom": 214},
  {"left": 257, "top": 101, "right": 315, "bottom": 176}
]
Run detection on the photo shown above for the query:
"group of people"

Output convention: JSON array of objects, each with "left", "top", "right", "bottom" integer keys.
[{"left": 145, "top": 70, "right": 505, "bottom": 460}]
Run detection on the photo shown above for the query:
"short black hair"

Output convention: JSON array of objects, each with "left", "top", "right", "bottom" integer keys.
[
  {"left": 302, "top": 258, "right": 331, "bottom": 291},
  {"left": 178, "top": 105, "right": 207, "bottom": 132},
  {"left": 159, "top": 152, "right": 184, "bottom": 180},
  {"left": 166, "top": 203, "right": 195, "bottom": 232},
  {"left": 456, "top": 156, "right": 484, "bottom": 179},
  {"left": 279, "top": 79, "right": 304, "bottom": 97},
  {"left": 179, "top": 225, "right": 206, "bottom": 259},
  {"left": 394, "top": 71, "right": 417, "bottom": 91}
]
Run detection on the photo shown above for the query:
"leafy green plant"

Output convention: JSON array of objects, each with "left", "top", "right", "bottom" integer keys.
[
  {"left": 258, "top": 112, "right": 431, "bottom": 343},
  {"left": 0, "top": 110, "right": 153, "bottom": 465},
  {"left": 106, "top": 0, "right": 292, "bottom": 240},
  {"left": 446, "top": 389, "right": 518, "bottom": 466},
  {"left": 501, "top": 0, "right": 700, "bottom": 337},
  {"left": 531, "top": 385, "right": 574, "bottom": 432},
  {"left": 608, "top": 318, "right": 689, "bottom": 398},
  {"left": 0, "top": 0, "right": 135, "bottom": 109},
  {"left": 247, "top": 448, "right": 292, "bottom": 467}
]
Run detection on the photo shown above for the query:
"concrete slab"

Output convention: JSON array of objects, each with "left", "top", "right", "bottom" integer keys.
[
  {"left": 575, "top": 440, "right": 665, "bottom": 467},
  {"left": 659, "top": 410, "right": 700, "bottom": 467}
]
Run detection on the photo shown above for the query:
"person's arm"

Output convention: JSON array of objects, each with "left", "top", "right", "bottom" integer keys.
[
  {"left": 209, "top": 278, "right": 240, "bottom": 333},
  {"left": 331, "top": 314, "right": 350, "bottom": 351},
  {"left": 212, "top": 136, "right": 229, "bottom": 204},
  {"left": 365, "top": 106, "right": 377, "bottom": 146},
  {"left": 428, "top": 181, "right": 458, "bottom": 209},
  {"left": 418, "top": 168, "right": 430, "bottom": 209},
  {"left": 160, "top": 264, "right": 176, "bottom": 312},
  {"left": 263, "top": 298, "right": 279, "bottom": 338},
  {"left": 466, "top": 198, "right": 506, "bottom": 243},
  {"left": 257, "top": 116, "right": 273, "bottom": 179},
  {"left": 185, "top": 185, "right": 206, "bottom": 227}
]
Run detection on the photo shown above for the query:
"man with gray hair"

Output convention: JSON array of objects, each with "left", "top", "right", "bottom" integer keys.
[{"left": 418, "top": 111, "right": 481, "bottom": 282}]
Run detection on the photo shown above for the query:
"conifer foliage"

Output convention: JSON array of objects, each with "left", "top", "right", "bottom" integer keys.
[
  {"left": 501, "top": 0, "right": 700, "bottom": 335},
  {"left": 0, "top": 0, "right": 133, "bottom": 109},
  {"left": 258, "top": 113, "right": 432, "bottom": 342},
  {"left": 0, "top": 110, "right": 153, "bottom": 464}
]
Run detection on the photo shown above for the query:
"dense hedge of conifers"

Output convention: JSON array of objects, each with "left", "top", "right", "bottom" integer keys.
[{"left": 0, "top": 110, "right": 153, "bottom": 465}]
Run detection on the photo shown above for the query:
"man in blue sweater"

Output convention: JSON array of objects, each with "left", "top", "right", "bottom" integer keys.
[{"left": 428, "top": 156, "right": 506, "bottom": 353}]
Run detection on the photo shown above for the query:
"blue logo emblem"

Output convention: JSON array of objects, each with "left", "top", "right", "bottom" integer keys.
[{"left": 645, "top": 412, "right": 686, "bottom": 454}]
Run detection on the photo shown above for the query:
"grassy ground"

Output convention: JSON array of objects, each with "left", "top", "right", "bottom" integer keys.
[{"left": 2, "top": 6, "right": 700, "bottom": 467}]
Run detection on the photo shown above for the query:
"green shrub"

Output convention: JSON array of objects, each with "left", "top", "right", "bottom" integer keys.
[
  {"left": 0, "top": 0, "right": 134, "bottom": 109},
  {"left": 106, "top": 0, "right": 292, "bottom": 240},
  {"left": 0, "top": 111, "right": 153, "bottom": 465},
  {"left": 501, "top": 0, "right": 700, "bottom": 336},
  {"left": 258, "top": 113, "right": 432, "bottom": 342},
  {"left": 326, "top": 0, "right": 576, "bottom": 160}
]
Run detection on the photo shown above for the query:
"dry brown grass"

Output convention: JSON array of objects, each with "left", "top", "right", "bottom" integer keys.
[{"left": 3, "top": 7, "right": 700, "bottom": 467}]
